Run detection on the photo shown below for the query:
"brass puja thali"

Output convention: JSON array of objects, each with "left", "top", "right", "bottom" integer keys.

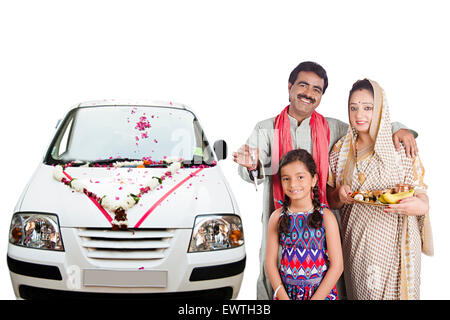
[{"left": 350, "top": 184, "right": 415, "bottom": 207}]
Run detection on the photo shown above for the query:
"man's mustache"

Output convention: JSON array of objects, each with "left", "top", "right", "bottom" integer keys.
[{"left": 297, "top": 94, "right": 315, "bottom": 104}]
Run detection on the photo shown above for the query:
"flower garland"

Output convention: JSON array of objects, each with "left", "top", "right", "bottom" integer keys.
[{"left": 53, "top": 158, "right": 182, "bottom": 230}]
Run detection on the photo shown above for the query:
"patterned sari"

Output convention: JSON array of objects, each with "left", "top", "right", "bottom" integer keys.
[{"left": 327, "top": 79, "right": 433, "bottom": 300}]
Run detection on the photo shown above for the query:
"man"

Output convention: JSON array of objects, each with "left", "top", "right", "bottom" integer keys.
[{"left": 232, "top": 61, "right": 418, "bottom": 300}]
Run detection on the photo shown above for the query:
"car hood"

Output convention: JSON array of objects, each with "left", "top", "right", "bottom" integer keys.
[{"left": 19, "top": 164, "right": 235, "bottom": 228}]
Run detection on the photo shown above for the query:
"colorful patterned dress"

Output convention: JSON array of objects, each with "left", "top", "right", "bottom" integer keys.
[{"left": 278, "top": 204, "right": 339, "bottom": 300}]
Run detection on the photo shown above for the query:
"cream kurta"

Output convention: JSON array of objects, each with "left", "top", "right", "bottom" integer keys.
[{"left": 238, "top": 111, "right": 413, "bottom": 300}]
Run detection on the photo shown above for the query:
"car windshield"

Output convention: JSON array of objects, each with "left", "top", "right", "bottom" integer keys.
[{"left": 44, "top": 106, "right": 214, "bottom": 166}]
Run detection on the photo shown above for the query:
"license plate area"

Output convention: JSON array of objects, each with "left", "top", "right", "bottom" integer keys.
[{"left": 83, "top": 269, "right": 167, "bottom": 288}]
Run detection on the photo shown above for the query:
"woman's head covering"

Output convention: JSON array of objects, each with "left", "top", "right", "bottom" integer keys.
[{"left": 334, "top": 78, "right": 405, "bottom": 190}]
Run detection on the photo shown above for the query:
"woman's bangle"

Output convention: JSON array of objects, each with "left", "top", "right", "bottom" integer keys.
[{"left": 273, "top": 284, "right": 283, "bottom": 300}]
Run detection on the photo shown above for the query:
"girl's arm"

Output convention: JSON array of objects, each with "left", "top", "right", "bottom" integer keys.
[
  {"left": 265, "top": 208, "right": 290, "bottom": 300},
  {"left": 310, "top": 208, "right": 344, "bottom": 300}
]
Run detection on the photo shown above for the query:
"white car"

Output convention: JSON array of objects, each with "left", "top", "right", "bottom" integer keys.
[{"left": 7, "top": 100, "right": 245, "bottom": 300}]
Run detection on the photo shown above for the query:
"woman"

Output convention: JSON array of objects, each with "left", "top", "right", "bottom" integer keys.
[{"left": 327, "top": 79, "right": 433, "bottom": 300}]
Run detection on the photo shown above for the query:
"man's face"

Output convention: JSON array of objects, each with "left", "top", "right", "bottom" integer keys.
[{"left": 288, "top": 71, "right": 324, "bottom": 117}]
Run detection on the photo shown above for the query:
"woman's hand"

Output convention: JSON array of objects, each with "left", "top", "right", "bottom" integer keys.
[
  {"left": 337, "top": 185, "right": 354, "bottom": 205},
  {"left": 383, "top": 194, "right": 428, "bottom": 216},
  {"left": 327, "top": 184, "right": 354, "bottom": 209}
]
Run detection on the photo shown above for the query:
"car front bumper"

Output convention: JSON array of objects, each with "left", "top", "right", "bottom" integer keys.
[{"left": 7, "top": 227, "right": 245, "bottom": 300}]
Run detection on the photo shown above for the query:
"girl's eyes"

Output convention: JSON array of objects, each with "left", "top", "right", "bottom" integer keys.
[{"left": 282, "top": 176, "right": 304, "bottom": 181}]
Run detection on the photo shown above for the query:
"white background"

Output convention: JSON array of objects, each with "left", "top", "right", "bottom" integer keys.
[{"left": 0, "top": 0, "right": 448, "bottom": 300}]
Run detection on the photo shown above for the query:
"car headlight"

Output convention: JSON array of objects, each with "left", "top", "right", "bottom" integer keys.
[
  {"left": 188, "top": 215, "right": 244, "bottom": 252},
  {"left": 9, "top": 213, "right": 64, "bottom": 251}
]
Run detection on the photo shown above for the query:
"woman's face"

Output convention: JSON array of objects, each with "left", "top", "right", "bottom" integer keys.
[
  {"left": 280, "top": 160, "right": 317, "bottom": 202},
  {"left": 349, "top": 89, "right": 374, "bottom": 134}
]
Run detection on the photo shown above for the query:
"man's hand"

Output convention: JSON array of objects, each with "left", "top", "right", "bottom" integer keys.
[
  {"left": 232, "top": 145, "right": 259, "bottom": 170},
  {"left": 393, "top": 129, "right": 418, "bottom": 158}
]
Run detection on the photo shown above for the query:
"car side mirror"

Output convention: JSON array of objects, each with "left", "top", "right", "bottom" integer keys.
[{"left": 213, "top": 140, "right": 227, "bottom": 161}]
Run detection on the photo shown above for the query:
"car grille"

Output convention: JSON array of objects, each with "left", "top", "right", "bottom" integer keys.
[{"left": 77, "top": 228, "right": 174, "bottom": 261}]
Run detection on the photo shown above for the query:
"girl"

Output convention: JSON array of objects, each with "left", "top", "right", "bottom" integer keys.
[
  {"left": 266, "top": 149, "right": 343, "bottom": 300},
  {"left": 327, "top": 79, "right": 433, "bottom": 300}
]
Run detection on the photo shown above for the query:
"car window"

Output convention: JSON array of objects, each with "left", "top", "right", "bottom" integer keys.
[
  {"left": 45, "top": 106, "right": 214, "bottom": 165},
  {"left": 54, "top": 116, "right": 74, "bottom": 158}
]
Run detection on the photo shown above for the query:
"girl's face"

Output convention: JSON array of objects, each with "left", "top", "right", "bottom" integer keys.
[
  {"left": 280, "top": 160, "right": 317, "bottom": 202},
  {"left": 349, "top": 89, "right": 374, "bottom": 134}
]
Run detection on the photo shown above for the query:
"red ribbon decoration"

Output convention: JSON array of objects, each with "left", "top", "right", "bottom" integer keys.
[
  {"left": 63, "top": 171, "right": 113, "bottom": 223},
  {"left": 134, "top": 168, "right": 204, "bottom": 228},
  {"left": 63, "top": 168, "right": 204, "bottom": 228}
]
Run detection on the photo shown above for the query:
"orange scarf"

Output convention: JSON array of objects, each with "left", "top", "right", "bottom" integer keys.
[{"left": 272, "top": 105, "right": 330, "bottom": 209}]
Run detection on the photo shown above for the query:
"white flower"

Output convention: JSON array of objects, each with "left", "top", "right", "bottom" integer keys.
[
  {"left": 110, "top": 203, "right": 121, "bottom": 212},
  {"left": 114, "top": 160, "right": 143, "bottom": 168},
  {"left": 126, "top": 195, "right": 136, "bottom": 206},
  {"left": 53, "top": 165, "right": 65, "bottom": 182},
  {"left": 168, "top": 162, "right": 181, "bottom": 174},
  {"left": 120, "top": 195, "right": 136, "bottom": 210},
  {"left": 148, "top": 177, "right": 160, "bottom": 190},
  {"left": 70, "top": 179, "right": 85, "bottom": 193},
  {"left": 111, "top": 219, "right": 128, "bottom": 227},
  {"left": 165, "top": 156, "right": 181, "bottom": 164},
  {"left": 101, "top": 195, "right": 113, "bottom": 211}
]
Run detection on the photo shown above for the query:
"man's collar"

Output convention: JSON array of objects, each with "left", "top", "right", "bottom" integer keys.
[{"left": 287, "top": 111, "right": 312, "bottom": 127}]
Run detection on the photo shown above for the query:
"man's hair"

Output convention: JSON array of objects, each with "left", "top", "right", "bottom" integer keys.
[{"left": 288, "top": 61, "right": 328, "bottom": 94}]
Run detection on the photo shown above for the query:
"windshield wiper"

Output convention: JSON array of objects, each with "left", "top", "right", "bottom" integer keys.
[
  {"left": 89, "top": 158, "right": 173, "bottom": 168},
  {"left": 88, "top": 158, "right": 142, "bottom": 166}
]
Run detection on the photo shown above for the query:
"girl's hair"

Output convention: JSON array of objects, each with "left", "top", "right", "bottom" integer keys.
[
  {"left": 277, "top": 149, "right": 322, "bottom": 236},
  {"left": 348, "top": 79, "right": 374, "bottom": 105}
]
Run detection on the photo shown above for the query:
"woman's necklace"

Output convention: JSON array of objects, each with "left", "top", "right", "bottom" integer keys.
[{"left": 355, "top": 139, "right": 375, "bottom": 185}]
